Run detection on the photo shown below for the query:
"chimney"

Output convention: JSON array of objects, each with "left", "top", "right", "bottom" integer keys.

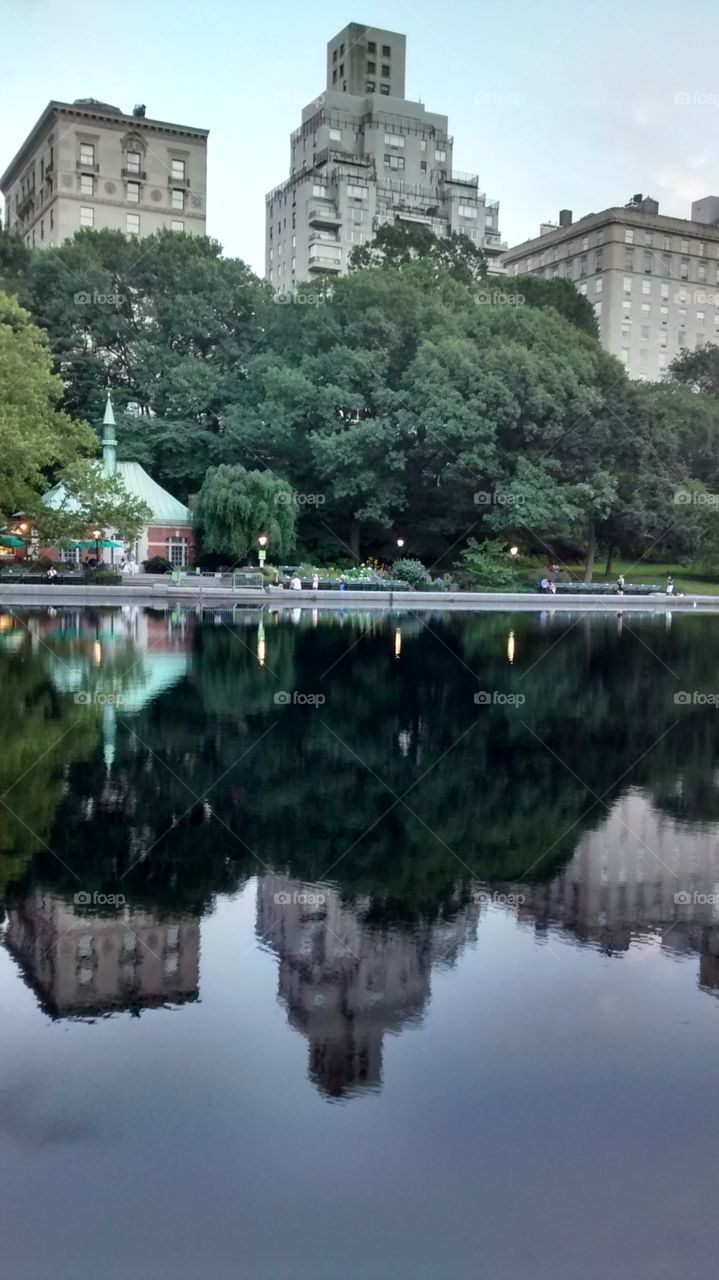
[
  {"left": 559, "top": 209, "right": 572, "bottom": 228},
  {"left": 133, "top": 104, "right": 146, "bottom": 117}
]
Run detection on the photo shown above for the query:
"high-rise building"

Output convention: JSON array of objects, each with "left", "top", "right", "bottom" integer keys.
[
  {"left": 265, "top": 22, "right": 505, "bottom": 286},
  {"left": 503, "top": 194, "right": 719, "bottom": 380},
  {"left": 1, "top": 99, "right": 208, "bottom": 248}
]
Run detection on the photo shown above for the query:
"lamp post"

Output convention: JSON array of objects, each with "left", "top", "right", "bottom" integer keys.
[
  {"left": 509, "top": 545, "right": 518, "bottom": 587},
  {"left": 396, "top": 537, "right": 405, "bottom": 552},
  {"left": 258, "top": 534, "right": 268, "bottom": 569},
  {"left": 93, "top": 528, "right": 102, "bottom": 567}
]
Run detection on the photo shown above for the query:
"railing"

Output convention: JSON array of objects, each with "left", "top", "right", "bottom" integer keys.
[
  {"left": 308, "top": 206, "right": 342, "bottom": 224},
  {"left": 308, "top": 255, "right": 342, "bottom": 270},
  {"left": 446, "top": 170, "right": 479, "bottom": 186}
]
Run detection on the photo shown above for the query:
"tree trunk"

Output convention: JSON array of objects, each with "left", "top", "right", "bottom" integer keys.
[
  {"left": 604, "top": 544, "right": 614, "bottom": 577},
  {"left": 349, "top": 519, "right": 360, "bottom": 562},
  {"left": 584, "top": 519, "right": 596, "bottom": 583}
]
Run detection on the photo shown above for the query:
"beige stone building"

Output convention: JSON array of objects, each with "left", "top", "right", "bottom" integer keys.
[
  {"left": 1, "top": 98, "right": 208, "bottom": 248},
  {"left": 266, "top": 22, "right": 505, "bottom": 287},
  {"left": 503, "top": 194, "right": 719, "bottom": 380}
]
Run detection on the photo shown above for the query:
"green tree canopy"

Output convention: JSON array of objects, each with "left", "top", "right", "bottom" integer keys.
[
  {"left": 194, "top": 465, "right": 297, "bottom": 562},
  {"left": 33, "top": 458, "right": 152, "bottom": 546}
]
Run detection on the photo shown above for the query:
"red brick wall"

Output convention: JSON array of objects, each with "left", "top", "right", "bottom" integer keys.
[{"left": 146, "top": 526, "right": 196, "bottom": 563}]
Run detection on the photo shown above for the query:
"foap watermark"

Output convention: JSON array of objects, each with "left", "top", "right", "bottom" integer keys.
[
  {"left": 273, "top": 288, "right": 326, "bottom": 306},
  {"left": 673, "top": 489, "right": 719, "bottom": 506},
  {"left": 73, "top": 290, "right": 125, "bottom": 307},
  {"left": 474, "top": 690, "right": 525, "bottom": 707},
  {"left": 674, "top": 890, "right": 719, "bottom": 906},
  {"left": 474, "top": 491, "right": 526, "bottom": 508},
  {"left": 473, "top": 90, "right": 526, "bottom": 108},
  {"left": 275, "top": 490, "right": 326, "bottom": 507},
  {"left": 474, "top": 289, "right": 525, "bottom": 307},
  {"left": 673, "top": 289, "right": 719, "bottom": 307},
  {"left": 274, "top": 690, "right": 326, "bottom": 707},
  {"left": 473, "top": 890, "right": 526, "bottom": 906},
  {"left": 674, "top": 90, "right": 719, "bottom": 108},
  {"left": 674, "top": 690, "right": 719, "bottom": 707},
  {"left": 274, "top": 889, "right": 326, "bottom": 906},
  {"left": 74, "top": 691, "right": 126, "bottom": 706},
  {"left": 74, "top": 890, "right": 126, "bottom": 908}
]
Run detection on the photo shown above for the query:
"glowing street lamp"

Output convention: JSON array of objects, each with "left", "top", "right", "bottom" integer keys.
[
  {"left": 258, "top": 534, "right": 268, "bottom": 568},
  {"left": 93, "top": 528, "right": 102, "bottom": 564},
  {"left": 396, "top": 538, "right": 405, "bottom": 550}
]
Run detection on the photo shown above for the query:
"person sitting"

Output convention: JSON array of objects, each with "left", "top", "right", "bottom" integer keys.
[
  {"left": 539, "top": 577, "right": 550, "bottom": 593},
  {"left": 290, "top": 576, "right": 302, "bottom": 590}
]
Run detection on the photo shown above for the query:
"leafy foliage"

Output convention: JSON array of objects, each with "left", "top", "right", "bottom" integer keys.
[
  {"left": 194, "top": 465, "right": 296, "bottom": 561},
  {"left": 392, "top": 558, "right": 432, "bottom": 588}
]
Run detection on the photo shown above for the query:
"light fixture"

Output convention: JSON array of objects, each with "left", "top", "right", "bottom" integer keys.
[{"left": 396, "top": 537, "right": 405, "bottom": 549}]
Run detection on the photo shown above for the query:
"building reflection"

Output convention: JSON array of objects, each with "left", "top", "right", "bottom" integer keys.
[
  {"left": 257, "top": 874, "right": 479, "bottom": 1099},
  {"left": 2, "top": 890, "right": 200, "bottom": 1019},
  {"left": 511, "top": 789, "right": 719, "bottom": 997}
]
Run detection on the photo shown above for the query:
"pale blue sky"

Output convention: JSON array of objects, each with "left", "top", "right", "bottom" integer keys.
[{"left": 2, "top": 0, "right": 718, "bottom": 272}]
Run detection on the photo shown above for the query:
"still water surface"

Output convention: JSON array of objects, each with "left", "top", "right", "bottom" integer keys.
[{"left": 1, "top": 604, "right": 719, "bottom": 1279}]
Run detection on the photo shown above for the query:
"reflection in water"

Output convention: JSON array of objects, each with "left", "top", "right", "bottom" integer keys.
[
  {"left": 257, "top": 875, "right": 479, "bottom": 1098},
  {"left": 2, "top": 891, "right": 200, "bottom": 1019}
]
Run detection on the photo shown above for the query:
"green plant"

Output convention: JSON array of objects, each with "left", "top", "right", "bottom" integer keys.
[
  {"left": 83, "top": 568, "right": 121, "bottom": 585},
  {"left": 456, "top": 539, "right": 515, "bottom": 589},
  {"left": 142, "top": 556, "right": 172, "bottom": 575},
  {"left": 391, "top": 558, "right": 432, "bottom": 589}
]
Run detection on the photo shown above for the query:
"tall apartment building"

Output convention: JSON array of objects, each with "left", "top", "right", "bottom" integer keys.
[
  {"left": 265, "top": 22, "right": 505, "bottom": 287},
  {"left": 1, "top": 99, "right": 208, "bottom": 248},
  {"left": 503, "top": 194, "right": 719, "bottom": 380}
]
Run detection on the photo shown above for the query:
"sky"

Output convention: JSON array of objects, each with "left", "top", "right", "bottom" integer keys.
[{"left": 2, "top": 0, "right": 718, "bottom": 273}]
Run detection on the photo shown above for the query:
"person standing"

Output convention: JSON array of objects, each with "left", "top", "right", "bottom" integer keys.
[
  {"left": 617, "top": 574, "right": 625, "bottom": 595},
  {"left": 666, "top": 575, "right": 675, "bottom": 596},
  {"left": 290, "top": 575, "right": 302, "bottom": 591},
  {"left": 311, "top": 573, "right": 319, "bottom": 591}
]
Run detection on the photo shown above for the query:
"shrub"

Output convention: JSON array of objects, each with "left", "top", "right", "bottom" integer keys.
[
  {"left": 391, "top": 558, "right": 432, "bottom": 589},
  {"left": 83, "top": 569, "right": 121, "bottom": 585},
  {"left": 142, "top": 556, "right": 173, "bottom": 575},
  {"left": 456, "top": 539, "right": 515, "bottom": 589}
]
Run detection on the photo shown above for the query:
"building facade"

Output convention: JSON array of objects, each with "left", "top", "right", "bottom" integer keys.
[
  {"left": 503, "top": 194, "right": 719, "bottom": 380},
  {"left": 1, "top": 99, "right": 208, "bottom": 248},
  {"left": 265, "top": 22, "right": 505, "bottom": 287}
]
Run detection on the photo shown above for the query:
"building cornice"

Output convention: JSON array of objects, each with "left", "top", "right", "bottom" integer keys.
[
  {"left": 504, "top": 205, "right": 719, "bottom": 261},
  {"left": 1, "top": 101, "right": 209, "bottom": 191}
]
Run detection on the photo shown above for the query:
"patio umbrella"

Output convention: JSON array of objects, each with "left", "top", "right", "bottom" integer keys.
[
  {"left": 0, "top": 534, "right": 25, "bottom": 547},
  {"left": 72, "top": 539, "right": 124, "bottom": 549}
]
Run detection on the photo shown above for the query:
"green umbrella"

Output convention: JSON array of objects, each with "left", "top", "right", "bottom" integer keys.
[
  {"left": 0, "top": 534, "right": 25, "bottom": 547},
  {"left": 72, "top": 539, "right": 124, "bottom": 549}
]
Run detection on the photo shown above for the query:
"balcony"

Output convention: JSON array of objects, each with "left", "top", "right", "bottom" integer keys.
[
  {"left": 309, "top": 205, "right": 342, "bottom": 227},
  {"left": 309, "top": 231, "right": 339, "bottom": 245},
  {"left": 122, "top": 167, "right": 147, "bottom": 180},
  {"left": 76, "top": 160, "right": 99, "bottom": 173},
  {"left": 445, "top": 170, "right": 479, "bottom": 187},
  {"left": 16, "top": 190, "right": 35, "bottom": 221},
  {"left": 308, "top": 253, "right": 342, "bottom": 273},
  {"left": 167, "top": 175, "right": 191, "bottom": 189}
]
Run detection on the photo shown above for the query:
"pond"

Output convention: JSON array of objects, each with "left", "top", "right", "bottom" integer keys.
[{"left": 0, "top": 603, "right": 718, "bottom": 1279}]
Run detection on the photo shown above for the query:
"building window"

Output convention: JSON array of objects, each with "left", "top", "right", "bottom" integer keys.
[
  {"left": 312, "top": 183, "right": 328, "bottom": 198},
  {"left": 698, "top": 262, "right": 707, "bottom": 282},
  {"left": 420, "top": 139, "right": 427, "bottom": 152},
  {"left": 420, "top": 160, "right": 427, "bottom": 173},
  {"left": 594, "top": 301, "right": 602, "bottom": 317},
  {"left": 168, "top": 538, "right": 187, "bottom": 566},
  {"left": 661, "top": 255, "right": 671, "bottom": 276},
  {"left": 458, "top": 204, "right": 477, "bottom": 218},
  {"left": 680, "top": 258, "right": 689, "bottom": 279},
  {"left": 79, "top": 142, "right": 95, "bottom": 166},
  {"left": 642, "top": 279, "right": 651, "bottom": 295},
  {"left": 126, "top": 181, "right": 140, "bottom": 203},
  {"left": 382, "top": 64, "right": 390, "bottom": 77},
  {"left": 658, "top": 352, "right": 667, "bottom": 371},
  {"left": 329, "top": 127, "right": 342, "bottom": 142},
  {"left": 347, "top": 184, "right": 368, "bottom": 200},
  {"left": 595, "top": 277, "right": 603, "bottom": 293},
  {"left": 367, "top": 40, "right": 376, "bottom": 53},
  {"left": 80, "top": 205, "right": 94, "bottom": 227},
  {"left": 366, "top": 80, "right": 375, "bottom": 91},
  {"left": 384, "top": 154, "right": 405, "bottom": 169},
  {"left": 380, "top": 83, "right": 390, "bottom": 95},
  {"left": 644, "top": 252, "right": 653, "bottom": 273},
  {"left": 126, "top": 212, "right": 140, "bottom": 235},
  {"left": 384, "top": 132, "right": 404, "bottom": 148},
  {"left": 680, "top": 239, "right": 689, "bottom": 253},
  {"left": 367, "top": 60, "right": 376, "bottom": 73},
  {"left": 594, "top": 249, "right": 603, "bottom": 271},
  {"left": 661, "top": 283, "right": 669, "bottom": 300},
  {"left": 435, "top": 148, "right": 447, "bottom": 161},
  {"left": 697, "top": 311, "right": 705, "bottom": 326},
  {"left": 80, "top": 173, "right": 94, "bottom": 196},
  {"left": 645, "top": 231, "right": 653, "bottom": 246},
  {"left": 339, "top": 62, "right": 344, "bottom": 75},
  {"left": 641, "top": 325, "right": 650, "bottom": 340},
  {"left": 171, "top": 158, "right": 186, "bottom": 182},
  {"left": 641, "top": 303, "right": 650, "bottom": 319},
  {"left": 171, "top": 219, "right": 184, "bottom": 231},
  {"left": 621, "top": 324, "right": 630, "bottom": 340},
  {"left": 126, "top": 151, "right": 141, "bottom": 174},
  {"left": 171, "top": 188, "right": 185, "bottom": 210},
  {"left": 678, "top": 309, "right": 687, "bottom": 327},
  {"left": 660, "top": 306, "right": 668, "bottom": 325},
  {"left": 620, "top": 349, "right": 629, "bottom": 364},
  {"left": 625, "top": 228, "right": 634, "bottom": 244},
  {"left": 623, "top": 276, "right": 632, "bottom": 294},
  {"left": 678, "top": 331, "right": 687, "bottom": 346},
  {"left": 625, "top": 252, "right": 634, "bottom": 271},
  {"left": 382, "top": 44, "right": 390, "bottom": 56}
]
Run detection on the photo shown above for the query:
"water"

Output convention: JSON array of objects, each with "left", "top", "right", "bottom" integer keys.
[{"left": 1, "top": 603, "right": 719, "bottom": 1279}]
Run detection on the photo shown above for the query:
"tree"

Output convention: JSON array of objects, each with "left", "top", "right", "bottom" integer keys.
[
  {"left": 194, "top": 465, "right": 296, "bottom": 562},
  {"left": 34, "top": 459, "right": 152, "bottom": 546},
  {"left": 0, "top": 291, "right": 94, "bottom": 525},
  {"left": 349, "top": 222, "right": 487, "bottom": 285},
  {"left": 670, "top": 344, "right": 719, "bottom": 397}
]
